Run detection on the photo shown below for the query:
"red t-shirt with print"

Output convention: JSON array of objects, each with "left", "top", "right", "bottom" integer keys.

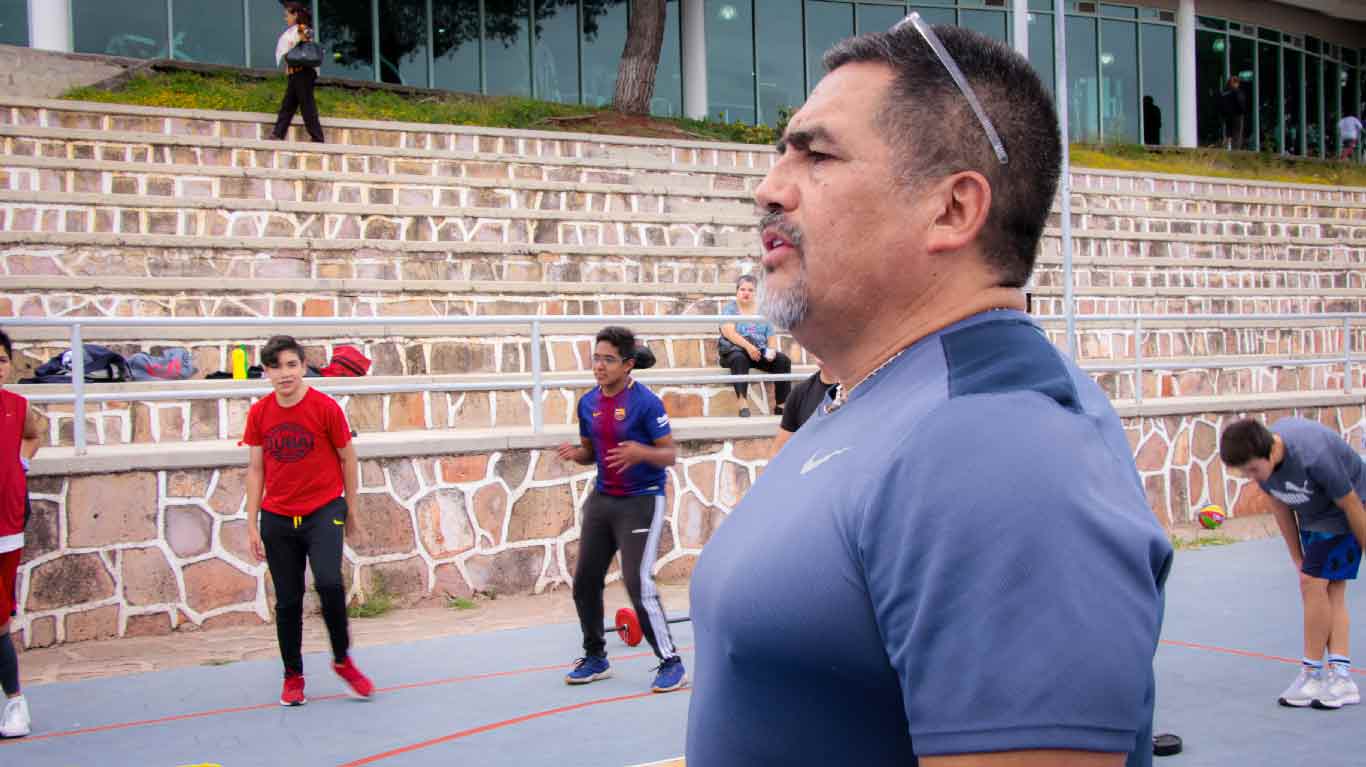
[{"left": 242, "top": 387, "right": 350, "bottom": 517}]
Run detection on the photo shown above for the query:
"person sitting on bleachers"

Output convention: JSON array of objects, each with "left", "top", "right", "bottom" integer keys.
[{"left": 718, "top": 275, "right": 791, "bottom": 418}]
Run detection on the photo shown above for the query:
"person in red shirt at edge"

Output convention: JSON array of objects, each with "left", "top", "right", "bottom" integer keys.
[
  {"left": 556, "top": 326, "right": 687, "bottom": 693},
  {"left": 0, "top": 330, "right": 42, "bottom": 738},
  {"left": 242, "top": 335, "right": 372, "bottom": 706}
]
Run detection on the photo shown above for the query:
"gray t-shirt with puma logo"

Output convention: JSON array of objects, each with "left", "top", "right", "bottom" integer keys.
[{"left": 1260, "top": 417, "right": 1366, "bottom": 534}]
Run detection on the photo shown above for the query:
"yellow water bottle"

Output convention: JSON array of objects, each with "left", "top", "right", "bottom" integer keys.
[{"left": 231, "top": 345, "right": 248, "bottom": 380}]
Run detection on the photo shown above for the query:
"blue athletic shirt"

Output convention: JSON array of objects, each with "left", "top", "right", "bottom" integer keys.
[
  {"left": 1260, "top": 417, "right": 1366, "bottom": 534},
  {"left": 687, "top": 310, "right": 1173, "bottom": 766},
  {"left": 577, "top": 379, "right": 671, "bottom": 497}
]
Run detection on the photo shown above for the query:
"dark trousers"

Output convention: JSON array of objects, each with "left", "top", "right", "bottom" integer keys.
[
  {"left": 721, "top": 349, "right": 791, "bottom": 405},
  {"left": 260, "top": 497, "right": 350, "bottom": 675},
  {"left": 271, "top": 68, "right": 325, "bottom": 142},
  {"left": 1222, "top": 114, "right": 1245, "bottom": 150},
  {"left": 573, "top": 491, "right": 677, "bottom": 661}
]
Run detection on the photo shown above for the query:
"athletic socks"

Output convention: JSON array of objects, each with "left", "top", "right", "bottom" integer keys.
[
  {"left": 1303, "top": 657, "right": 1324, "bottom": 675},
  {"left": 1328, "top": 654, "right": 1352, "bottom": 678},
  {"left": 0, "top": 632, "right": 18, "bottom": 696}
]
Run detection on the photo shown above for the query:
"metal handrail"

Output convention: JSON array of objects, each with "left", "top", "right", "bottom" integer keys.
[
  {"left": 7, "top": 312, "right": 1362, "bottom": 453},
  {"left": 3, "top": 314, "right": 807, "bottom": 453}
]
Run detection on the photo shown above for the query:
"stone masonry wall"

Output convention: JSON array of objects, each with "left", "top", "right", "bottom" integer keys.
[
  {"left": 13, "top": 402, "right": 1366, "bottom": 649},
  {"left": 15, "top": 438, "right": 766, "bottom": 648}
]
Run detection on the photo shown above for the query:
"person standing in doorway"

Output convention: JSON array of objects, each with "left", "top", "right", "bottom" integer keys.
[
  {"left": 1143, "top": 95, "right": 1162, "bottom": 146},
  {"left": 1338, "top": 112, "right": 1362, "bottom": 161},
  {"left": 271, "top": 2, "right": 325, "bottom": 143},
  {"left": 1219, "top": 76, "right": 1248, "bottom": 150},
  {"left": 244, "top": 335, "right": 371, "bottom": 706},
  {"left": 556, "top": 326, "right": 686, "bottom": 693}
]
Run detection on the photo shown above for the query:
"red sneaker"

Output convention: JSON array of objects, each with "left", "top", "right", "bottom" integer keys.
[
  {"left": 280, "top": 672, "right": 307, "bottom": 707},
  {"left": 333, "top": 657, "right": 374, "bottom": 699}
]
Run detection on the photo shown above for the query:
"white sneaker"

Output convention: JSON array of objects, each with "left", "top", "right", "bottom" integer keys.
[
  {"left": 1278, "top": 667, "right": 1327, "bottom": 707},
  {"left": 1313, "top": 673, "right": 1362, "bottom": 710},
  {"left": 0, "top": 695, "right": 29, "bottom": 738}
]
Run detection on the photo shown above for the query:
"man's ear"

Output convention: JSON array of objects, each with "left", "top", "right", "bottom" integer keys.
[{"left": 925, "top": 171, "right": 992, "bottom": 256}]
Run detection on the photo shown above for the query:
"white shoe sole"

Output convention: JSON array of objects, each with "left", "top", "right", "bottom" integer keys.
[
  {"left": 0, "top": 727, "right": 29, "bottom": 738},
  {"left": 652, "top": 675, "right": 689, "bottom": 693},
  {"left": 279, "top": 697, "right": 308, "bottom": 707},
  {"left": 1312, "top": 693, "right": 1361, "bottom": 709},
  {"left": 1279, "top": 695, "right": 1315, "bottom": 707},
  {"left": 565, "top": 670, "right": 612, "bottom": 685}
]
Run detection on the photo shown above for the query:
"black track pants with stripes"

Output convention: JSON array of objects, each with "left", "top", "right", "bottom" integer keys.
[{"left": 572, "top": 491, "right": 678, "bottom": 660}]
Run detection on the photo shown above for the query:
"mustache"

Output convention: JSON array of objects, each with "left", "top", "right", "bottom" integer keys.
[{"left": 759, "top": 211, "right": 803, "bottom": 249}]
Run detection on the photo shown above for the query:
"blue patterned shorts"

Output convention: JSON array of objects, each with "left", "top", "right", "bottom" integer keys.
[{"left": 1300, "top": 530, "right": 1363, "bottom": 581}]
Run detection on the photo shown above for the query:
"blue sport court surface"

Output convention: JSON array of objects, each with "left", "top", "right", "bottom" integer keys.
[{"left": 1, "top": 537, "right": 1362, "bottom": 766}]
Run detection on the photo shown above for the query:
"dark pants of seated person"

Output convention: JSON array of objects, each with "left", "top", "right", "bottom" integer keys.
[
  {"left": 271, "top": 68, "right": 325, "bottom": 143},
  {"left": 721, "top": 349, "right": 791, "bottom": 406}
]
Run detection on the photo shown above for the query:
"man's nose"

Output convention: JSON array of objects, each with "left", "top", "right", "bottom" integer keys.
[{"left": 754, "top": 159, "right": 797, "bottom": 213}]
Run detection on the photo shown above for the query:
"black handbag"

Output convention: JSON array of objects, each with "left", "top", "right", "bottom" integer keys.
[{"left": 284, "top": 40, "right": 323, "bottom": 68}]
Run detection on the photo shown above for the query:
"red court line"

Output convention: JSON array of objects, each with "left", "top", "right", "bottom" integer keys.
[
  {"left": 1, "top": 646, "right": 683, "bottom": 745},
  {"left": 1161, "top": 638, "right": 1366, "bottom": 676},
  {"left": 338, "top": 689, "right": 692, "bottom": 767}
]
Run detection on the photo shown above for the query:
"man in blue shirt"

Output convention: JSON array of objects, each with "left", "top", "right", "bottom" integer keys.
[
  {"left": 556, "top": 326, "right": 686, "bottom": 693},
  {"left": 1219, "top": 417, "right": 1365, "bottom": 710},
  {"left": 687, "top": 19, "right": 1171, "bottom": 767}
]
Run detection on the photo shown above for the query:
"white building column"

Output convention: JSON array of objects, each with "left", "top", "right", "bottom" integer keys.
[
  {"left": 1176, "top": 0, "right": 1198, "bottom": 147},
  {"left": 681, "top": 0, "right": 708, "bottom": 120},
  {"left": 28, "top": 0, "right": 72, "bottom": 52},
  {"left": 1012, "top": 0, "right": 1028, "bottom": 59}
]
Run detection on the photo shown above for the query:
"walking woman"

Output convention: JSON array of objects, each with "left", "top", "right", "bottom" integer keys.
[{"left": 271, "top": 2, "right": 324, "bottom": 143}]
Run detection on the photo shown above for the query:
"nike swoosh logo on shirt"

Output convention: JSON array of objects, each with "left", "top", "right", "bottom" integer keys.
[
  {"left": 333, "top": 519, "right": 345, "bottom": 526},
  {"left": 801, "top": 447, "right": 853, "bottom": 475}
]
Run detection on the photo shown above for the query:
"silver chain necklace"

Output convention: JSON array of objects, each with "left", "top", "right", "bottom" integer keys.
[{"left": 826, "top": 346, "right": 910, "bottom": 414}]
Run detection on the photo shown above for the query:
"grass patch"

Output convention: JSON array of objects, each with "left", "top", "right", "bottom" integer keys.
[
  {"left": 61, "top": 68, "right": 1366, "bottom": 186},
  {"left": 1170, "top": 533, "right": 1239, "bottom": 550},
  {"left": 63, "top": 68, "right": 778, "bottom": 144},
  {"left": 1071, "top": 142, "right": 1366, "bottom": 188},
  {"left": 446, "top": 595, "right": 477, "bottom": 611},
  {"left": 347, "top": 572, "right": 395, "bottom": 619}
]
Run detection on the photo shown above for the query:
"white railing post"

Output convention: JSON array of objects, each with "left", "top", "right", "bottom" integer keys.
[
  {"left": 530, "top": 319, "right": 544, "bottom": 433},
  {"left": 1345, "top": 316, "right": 1353, "bottom": 394},
  {"left": 70, "top": 324, "right": 87, "bottom": 455},
  {"left": 1133, "top": 316, "right": 1144, "bottom": 406}
]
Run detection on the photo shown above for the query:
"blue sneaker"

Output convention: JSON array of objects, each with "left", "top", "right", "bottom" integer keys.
[
  {"left": 651, "top": 657, "right": 687, "bottom": 693},
  {"left": 565, "top": 656, "right": 612, "bottom": 685}
]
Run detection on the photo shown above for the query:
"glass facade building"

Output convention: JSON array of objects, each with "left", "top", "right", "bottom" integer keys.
[{"left": 5, "top": 0, "right": 1364, "bottom": 157}]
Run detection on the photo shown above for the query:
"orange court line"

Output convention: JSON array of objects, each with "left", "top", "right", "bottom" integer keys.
[
  {"left": 1160, "top": 639, "right": 1366, "bottom": 675},
  {"left": 339, "top": 689, "right": 693, "bottom": 766},
  {"left": 0, "top": 646, "right": 682, "bottom": 746}
]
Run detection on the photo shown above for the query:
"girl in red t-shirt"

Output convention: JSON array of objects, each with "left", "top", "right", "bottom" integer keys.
[{"left": 241, "top": 336, "right": 371, "bottom": 706}]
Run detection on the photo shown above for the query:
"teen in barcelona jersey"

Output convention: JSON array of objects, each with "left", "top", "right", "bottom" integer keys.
[
  {"left": 242, "top": 335, "right": 372, "bottom": 706},
  {"left": 556, "top": 326, "right": 686, "bottom": 693},
  {"left": 0, "top": 330, "right": 41, "bottom": 738}
]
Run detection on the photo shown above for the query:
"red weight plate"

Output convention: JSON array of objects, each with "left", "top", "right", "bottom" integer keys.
[{"left": 616, "top": 607, "right": 643, "bottom": 646}]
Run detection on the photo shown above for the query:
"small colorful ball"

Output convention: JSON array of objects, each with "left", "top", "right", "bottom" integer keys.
[{"left": 1197, "top": 504, "right": 1226, "bottom": 530}]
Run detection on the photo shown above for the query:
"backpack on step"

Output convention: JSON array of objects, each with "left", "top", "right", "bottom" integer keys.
[
  {"left": 320, "top": 345, "right": 372, "bottom": 377},
  {"left": 22, "top": 344, "right": 131, "bottom": 384},
  {"left": 128, "top": 348, "right": 197, "bottom": 381}
]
